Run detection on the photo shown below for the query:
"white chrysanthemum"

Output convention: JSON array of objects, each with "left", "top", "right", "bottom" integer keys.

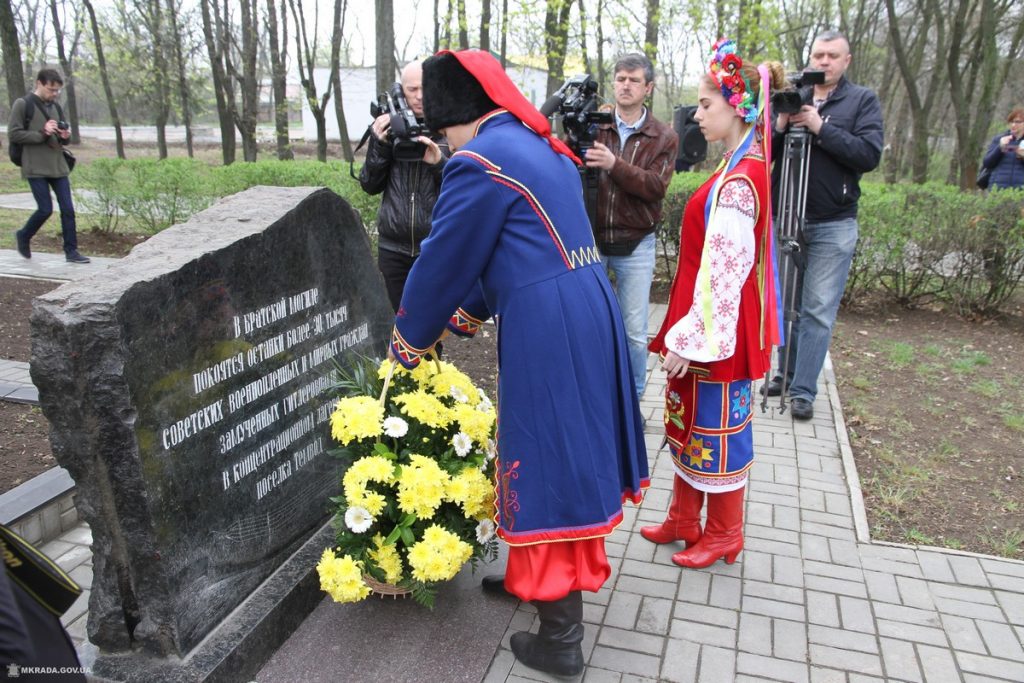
[
  {"left": 485, "top": 438, "right": 498, "bottom": 461},
  {"left": 452, "top": 432, "right": 473, "bottom": 457},
  {"left": 382, "top": 416, "right": 409, "bottom": 438},
  {"left": 344, "top": 506, "right": 374, "bottom": 533},
  {"left": 476, "top": 395, "right": 493, "bottom": 412},
  {"left": 450, "top": 385, "right": 469, "bottom": 403},
  {"left": 475, "top": 519, "right": 496, "bottom": 544}
]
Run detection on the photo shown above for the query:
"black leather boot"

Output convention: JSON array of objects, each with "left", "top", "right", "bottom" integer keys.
[
  {"left": 510, "top": 591, "right": 585, "bottom": 677},
  {"left": 481, "top": 574, "right": 514, "bottom": 597}
]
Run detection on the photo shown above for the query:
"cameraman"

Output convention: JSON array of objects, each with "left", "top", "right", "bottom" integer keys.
[
  {"left": 360, "top": 60, "right": 449, "bottom": 312},
  {"left": 584, "top": 53, "right": 678, "bottom": 398},
  {"left": 765, "top": 30, "right": 883, "bottom": 420},
  {"left": 10, "top": 69, "right": 89, "bottom": 264}
]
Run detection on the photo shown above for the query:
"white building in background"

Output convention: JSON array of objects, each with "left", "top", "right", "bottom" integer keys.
[{"left": 301, "top": 62, "right": 549, "bottom": 142}]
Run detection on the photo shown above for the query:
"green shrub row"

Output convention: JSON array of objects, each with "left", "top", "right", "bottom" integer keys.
[
  {"left": 658, "top": 174, "right": 1024, "bottom": 316},
  {"left": 75, "top": 157, "right": 1024, "bottom": 316}
]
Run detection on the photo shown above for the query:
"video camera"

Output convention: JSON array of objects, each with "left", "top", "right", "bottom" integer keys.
[
  {"left": 370, "top": 82, "right": 427, "bottom": 162},
  {"left": 771, "top": 70, "right": 826, "bottom": 114},
  {"left": 540, "top": 74, "right": 613, "bottom": 158}
]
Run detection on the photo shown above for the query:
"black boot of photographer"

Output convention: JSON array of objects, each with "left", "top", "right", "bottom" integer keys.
[{"left": 510, "top": 591, "right": 585, "bottom": 677}]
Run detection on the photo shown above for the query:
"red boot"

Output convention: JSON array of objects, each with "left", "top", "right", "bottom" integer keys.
[
  {"left": 672, "top": 487, "right": 745, "bottom": 568},
  {"left": 640, "top": 475, "right": 704, "bottom": 547}
]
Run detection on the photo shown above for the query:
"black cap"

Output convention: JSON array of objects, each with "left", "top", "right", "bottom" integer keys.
[{"left": 422, "top": 52, "right": 499, "bottom": 131}]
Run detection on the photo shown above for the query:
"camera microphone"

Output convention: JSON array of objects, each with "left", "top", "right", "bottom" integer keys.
[{"left": 539, "top": 94, "right": 563, "bottom": 118}]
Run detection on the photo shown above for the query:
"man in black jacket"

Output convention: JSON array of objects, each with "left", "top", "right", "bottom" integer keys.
[
  {"left": 359, "top": 60, "right": 449, "bottom": 312},
  {"left": 766, "top": 30, "right": 883, "bottom": 420}
]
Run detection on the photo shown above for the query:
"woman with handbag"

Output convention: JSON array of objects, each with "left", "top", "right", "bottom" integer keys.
[{"left": 980, "top": 108, "right": 1024, "bottom": 190}]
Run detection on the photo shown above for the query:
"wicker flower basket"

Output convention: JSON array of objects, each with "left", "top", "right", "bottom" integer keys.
[{"left": 363, "top": 575, "right": 411, "bottom": 599}]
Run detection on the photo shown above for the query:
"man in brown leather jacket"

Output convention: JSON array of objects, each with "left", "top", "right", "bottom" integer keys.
[{"left": 584, "top": 53, "right": 677, "bottom": 397}]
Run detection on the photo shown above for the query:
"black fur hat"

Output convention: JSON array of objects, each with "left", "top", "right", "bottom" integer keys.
[{"left": 422, "top": 52, "right": 499, "bottom": 131}]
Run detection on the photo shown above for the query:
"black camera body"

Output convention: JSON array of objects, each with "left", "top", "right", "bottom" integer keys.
[
  {"left": 771, "top": 70, "right": 826, "bottom": 114},
  {"left": 370, "top": 82, "right": 427, "bottom": 162},
  {"left": 541, "top": 74, "right": 613, "bottom": 158},
  {"left": 57, "top": 120, "right": 69, "bottom": 131}
]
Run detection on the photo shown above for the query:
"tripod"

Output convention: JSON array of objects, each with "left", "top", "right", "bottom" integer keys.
[{"left": 762, "top": 125, "right": 812, "bottom": 413}]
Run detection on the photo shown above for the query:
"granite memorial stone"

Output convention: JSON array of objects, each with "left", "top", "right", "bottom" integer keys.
[{"left": 30, "top": 186, "right": 393, "bottom": 661}]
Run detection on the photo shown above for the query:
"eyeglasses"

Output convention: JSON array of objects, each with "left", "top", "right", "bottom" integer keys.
[{"left": 1011, "top": 120, "right": 1024, "bottom": 125}]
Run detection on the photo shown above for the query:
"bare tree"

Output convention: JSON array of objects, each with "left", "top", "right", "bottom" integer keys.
[
  {"left": 375, "top": 0, "right": 397, "bottom": 95},
  {"left": 200, "top": 0, "right": 237, "bottom": 164},
  {"left": 0, "top": 0, "right": 26, "bottom": 103},
  {"left": 14, "top": 0, "right": 49, "bottom": 86},
  {"left": 227, "top": 0, "right": 260, "bottom": 162},
  {"left": 132, "top": 0, "right": 172, "bottom": 158},
  {"left": 290, "top": 0, "right": 333, "bottom": 161},
  {"left": 47, "top": 0, "right": 81, "bottom": 143},
  {"left": 329, "top": 0, "right": 353, "bottom": 161},
  {"left": 82, "top": 0, "right": 124, "bottom": 158},
  {"left": 165, "top": 0, "right": 194, "bottom": 157},
  {"left": 266, "top": 0, "right": 292, "bottom": 159},
  {"left": 643, "top": 0, "right": 660, "bottom": 64}
]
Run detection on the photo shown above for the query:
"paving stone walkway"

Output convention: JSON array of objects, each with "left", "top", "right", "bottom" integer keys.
[{"left": 2, "top": 247, "right": 1022, "bottom": 682}]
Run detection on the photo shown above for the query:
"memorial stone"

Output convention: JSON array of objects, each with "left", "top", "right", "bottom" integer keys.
[{"left": 30, "top": 187, "right": 393, "bottom": 665}]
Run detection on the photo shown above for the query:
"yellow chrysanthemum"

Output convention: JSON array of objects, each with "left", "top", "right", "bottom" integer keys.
[
  {"left": 407, "top": 525, "right": 473, "bottom": 582},
  {"left": 392, "top": 390, "right": 453, "bottom": 429},
  {"left": 317, "top": 549, "right": 371, "bottom": 603},
  {"left": 451, "top": 403, "right": 496, "bottom": 446},
  {"left": 343, "top": 456, "right": 396, "bottom": 512},
  {"left": 448, "top": 467, "right": 496, "bottom": 519},
  {"left": 369, "top": 534, "right": 405, "bottom": 585},
  {"left": 330, "top": 396, "right": 384, "bottom": 445},
  {"left": 423, "top": 363, "right": 479, "bottom": 402},
  {"left": 378, "top": 358, "right": 435, "bottom": 384},
  {"left": 397, "top": 454, "right": 449, "bottom": 518}
]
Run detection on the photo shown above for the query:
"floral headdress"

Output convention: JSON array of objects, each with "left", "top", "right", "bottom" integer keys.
[{"left": 708, "top": 38, "right": 759, "bottom": 123}]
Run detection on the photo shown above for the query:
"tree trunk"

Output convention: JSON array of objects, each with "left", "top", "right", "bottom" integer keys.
[
  {"left": 82, "top": 0, "right": 124, "bottom": 158},
  {"left": 544, "top": 0, "right": 572, "bottom": 97},
  {"left": 47, "top": 0, "right": 81, "bottom": 144},
  {"left": 442, "top": 0, "right": 453, "bottom": 49},
  {"left": 456, "top": 0, "right": 468, "bottom": 49},
  {"left": 266, "top": 0, "right": 293, "bottom": 159},
  {"left": 644, "top": 0, "right": 660, "bottom": 65},
  {"left": 596, "top": 0, "right": 605, "bottom": 94},
  {"left": 330, "top": 0, "right": 353, "bottom": 161},
  {"left": 166, "top": 0, "right": 194, "bottom": 157},
  {"left": 290, "top": 0, "right": 333, "bottom": 162},
  {"left": 433, "top": 0, "right": 439, "bottom": 53},
  {"left": 148, "top": 0, "right": 170, "bottom": 159},
  {"left": 479, "top": 0, "right": 490, "bottom": 53},
  {"left": 200, "top": 0, "right": 236, "bottom": 164},
  {"left": 0, "top": 0, "right": 26, "bottom": 104},
  {"left": 499, "top": 0, "right": 507, "bottom": 67},
  {"left": 375, "top": 0, "right": 396, "bottom": 95},
  {"left": 236, "top": 0, "right": 259, "bottom": 162}
]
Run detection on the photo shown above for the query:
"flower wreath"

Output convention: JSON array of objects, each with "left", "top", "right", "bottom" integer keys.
[{"left": 708, "top": 38, "right": 758, "bottom": 123}]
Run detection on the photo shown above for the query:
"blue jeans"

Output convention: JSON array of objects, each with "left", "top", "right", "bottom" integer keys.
[
  {"left": 603, "top": 232, "right": 655, "bottom": 397},
  {"left": 778, "top": 218, "right": 858, "bottom": 402},
  {"left": 18, "top": 176, "right": 78, "bottom": 253}
]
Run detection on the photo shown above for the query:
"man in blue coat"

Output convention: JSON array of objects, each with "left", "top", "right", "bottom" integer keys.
[{"left": 388, "top": 50, "right": 649, "bottom": 677}]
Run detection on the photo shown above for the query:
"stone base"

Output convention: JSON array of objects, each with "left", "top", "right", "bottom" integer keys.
[{"left": 78, "top": 522, "right": 333, "bottom": 683}]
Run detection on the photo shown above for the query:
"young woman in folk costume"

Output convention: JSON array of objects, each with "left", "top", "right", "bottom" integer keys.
[{"left": 643, "top": 39, "right": 784, "bottom": 569}]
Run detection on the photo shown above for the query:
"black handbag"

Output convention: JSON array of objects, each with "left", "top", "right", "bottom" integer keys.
[
  {"left": 62, "top": 148, "right": 76, "bottom": 172},
  {"left": 1, "top": 523, "right": 82, "bottom": 616},
  {"left": 976, "top": 165, "right": 991, "bottom": 190}
]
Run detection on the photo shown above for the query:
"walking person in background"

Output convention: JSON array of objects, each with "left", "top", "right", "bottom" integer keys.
[
  {"left": 585, "top": 53, "right": 678, "bottom": 399},
  {"left": 644, "top": 39, "right": 783, "bottom": 569},
  {"left": 762, "top": 30, "right": 883, "bottom": 420},
  {"left": 981, "top": 108, "right": 1024, "bottom": 190},
  {"left": 9, "top": 69, "right": 89, "bottom": 264}
]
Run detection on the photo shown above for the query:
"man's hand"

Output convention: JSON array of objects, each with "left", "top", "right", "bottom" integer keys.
[
  {"left": 661, "top": 351, "right": 690, "bottom": 379},
  {"left": 42, "top": 120, "right": 58, "bottom": 136},
  {"left": 417, "top": 136, "right": 443, "bottom": 165},
  {"left": 57, "top": 126, "right": 70, "bottom": 140},
  {"left": 775, "top": 112, "right": 790, "bottom": 133},
  {"left": 584, "top": 141, "right": 616, "bottom": 171},
  {"left": 789, "top": 104, "right": 824, "bottom": 135},
  {"left": 371, "top": 114, "right": 392, "bottom": 142}
]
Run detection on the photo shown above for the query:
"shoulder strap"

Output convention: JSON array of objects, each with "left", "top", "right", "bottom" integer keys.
[{"left": 22, "top": 96, "right": 35, "bottom": 128}]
